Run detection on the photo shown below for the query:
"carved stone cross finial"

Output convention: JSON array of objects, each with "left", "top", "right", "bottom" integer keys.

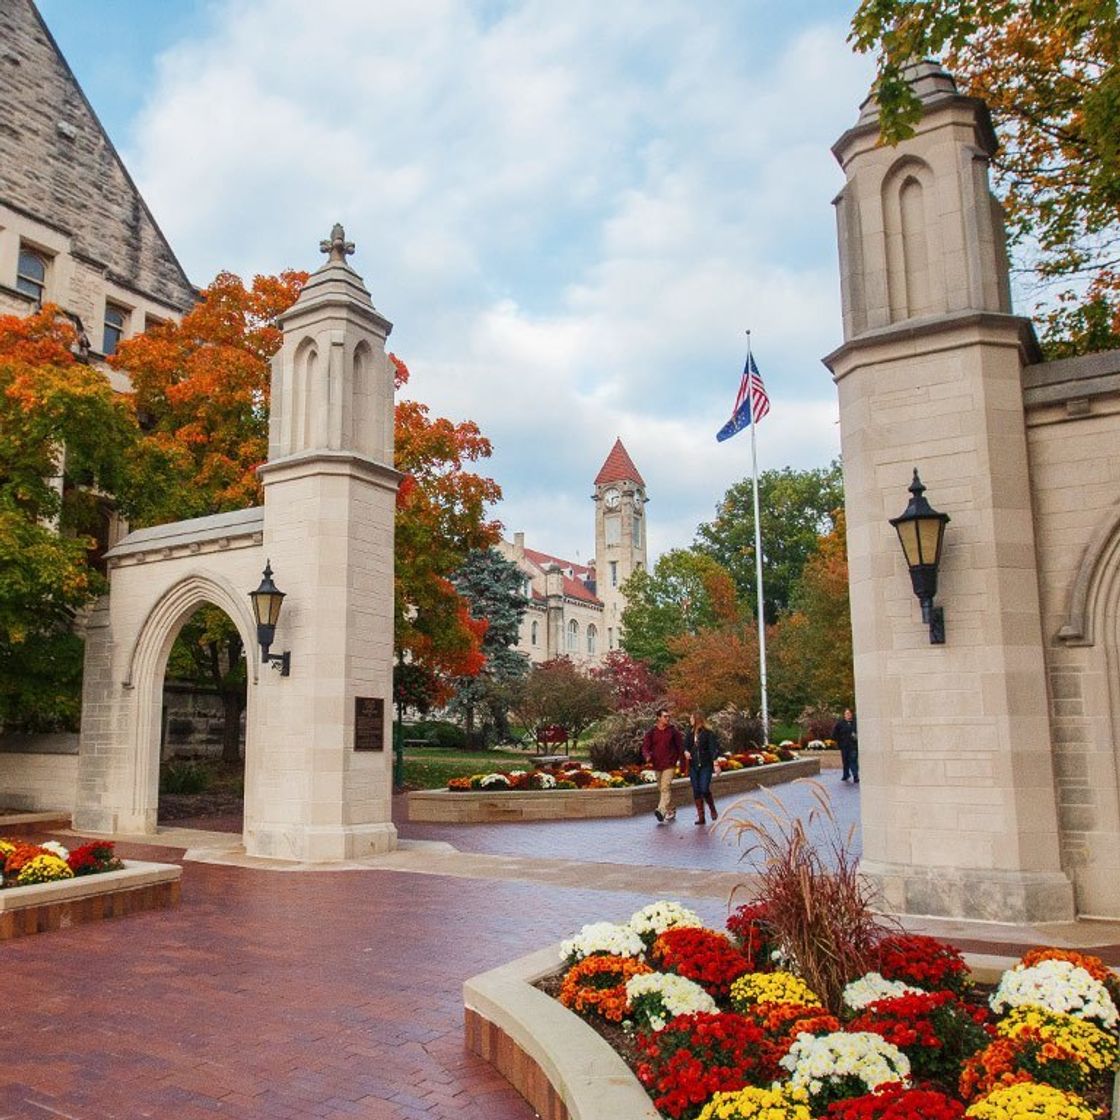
[{"left": 319, "top": 223, "right": 355, "bottom": 264}]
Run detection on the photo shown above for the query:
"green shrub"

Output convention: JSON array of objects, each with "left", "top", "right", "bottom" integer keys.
[
  {"left": 160, "top": 761, "right": 211, "bottom": 795},
  {"left": 405, "top": 719, "right": 467, "bottom": 750}
]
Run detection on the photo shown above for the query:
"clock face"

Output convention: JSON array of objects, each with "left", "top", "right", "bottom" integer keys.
[{"left": 603, "top": 488, "right": 620, "bottom": 509}]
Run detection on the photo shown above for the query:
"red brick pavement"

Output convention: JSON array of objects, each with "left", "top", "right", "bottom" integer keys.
[{"left": 0, "top": 846, "right": 730, "bottom": 1120}]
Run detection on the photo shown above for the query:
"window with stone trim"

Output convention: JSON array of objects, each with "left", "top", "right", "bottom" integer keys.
[
  {"left": 531, "top": 620, "right": 538, "bottom": 646},
  {"left": 587, "top": 623, "right": 597, "bottom": 655},
  {"left": 566, "top": 618, "right": 579, "bottom": 652},
  {"left": 16, "top": 247, "right": 47, "bottom": 305},
  {"left": 103, "top": 303, "right": 128, "bottom": 355}
]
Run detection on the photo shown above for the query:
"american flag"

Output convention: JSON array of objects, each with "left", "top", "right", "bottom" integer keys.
[{"left": 716, "top": 353, "right": 770, "bottom": 442}]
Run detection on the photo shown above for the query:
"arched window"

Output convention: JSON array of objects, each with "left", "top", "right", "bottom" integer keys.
[
  {"left": 103, "top": 304, "right": 127, "bottom": 355},
  {"left": 530, "top": 620, "right": 538, "bottom": 646},
  {"left": 587, "top": 624, "right": 597, "bottom": 655},
  {"left": 567, "top": 619, "right": 579, "bottom": 652},
  {"left": 607, "top": 627, "right": 614, "bottom": 650},
  {"left": 16, "top": 248, "right": 47, "bottom": 304}
]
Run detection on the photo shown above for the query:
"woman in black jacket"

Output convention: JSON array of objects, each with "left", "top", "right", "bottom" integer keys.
[{"left": 685, "top": 711, "right": 720, "bottom": 825}]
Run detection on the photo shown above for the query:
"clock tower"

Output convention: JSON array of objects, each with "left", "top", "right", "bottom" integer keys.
[{"left": 593, "top": 438, "right": 647, "bottom": 652}]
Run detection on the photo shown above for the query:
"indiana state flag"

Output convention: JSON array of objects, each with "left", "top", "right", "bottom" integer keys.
[{"left": 716, "top": 353, "right": 771, "bottom": 442}]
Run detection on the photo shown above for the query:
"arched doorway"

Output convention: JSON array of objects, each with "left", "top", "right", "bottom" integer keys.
[{"left": 158, "top": 600, "right": 251, "bottom": 832}]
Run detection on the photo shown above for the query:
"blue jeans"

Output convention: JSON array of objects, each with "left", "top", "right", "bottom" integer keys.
[
  {"left": 841, "top": 745, "right": 859, "bottom": 780},
  {"left": 690, "top": 765, "right": 713, "bottom": 797}
]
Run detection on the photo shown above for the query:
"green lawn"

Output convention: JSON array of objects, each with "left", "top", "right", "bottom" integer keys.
[{"left": 402, "top": 746, "right": 539, "bottom": 790}]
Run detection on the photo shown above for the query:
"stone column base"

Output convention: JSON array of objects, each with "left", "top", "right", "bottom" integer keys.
[
  {"left": 860, "top": 859, "right": 1075, "bottom": 923},
  {"left": 72, "top": 807, "right": 157, "bottom": 836},
  {"left": 244, "top": 821, "right": 398, "bottom": 862}
]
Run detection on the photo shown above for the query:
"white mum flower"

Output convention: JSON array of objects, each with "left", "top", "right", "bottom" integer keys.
[
  {"left": 625, "top": 970, "right": 716, "bottom": 1031},
  {"left": 842, "top": 972, "right": 923, "bottom": 1011},
  {"left": 627, "top": 900, "right": 704, "bottom": 941},
  {"left": 990, "top": 959, "right": 1118, "bottom": 1028},
  {"left": 780, "top": 1031, "right": 910, "bottom": 1095},
  {"left": 639, "top": 770, "right": 658, "bottom": 784},
  {"left": 560, "top": 921, "right": 645, "bottom": 963},
  {"left": 534, "top": 772, "right": 556, "bottom": 789},
  {"left": 40, "top": 840, "right": 69, "bottom": 860},
  {"left": 479, "top": 773, "right": 511, "bottom": 789}
]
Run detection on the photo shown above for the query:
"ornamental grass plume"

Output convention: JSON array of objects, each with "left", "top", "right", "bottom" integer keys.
[{"left": 723, "top": 782, "right": 886, "bottom": 1013}]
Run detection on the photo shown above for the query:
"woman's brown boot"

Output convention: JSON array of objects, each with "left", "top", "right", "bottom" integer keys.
[
  {"left": 705, "top": 792, "right": 718, "bottom": 821},
  {"left": 694, "top": 799, "right": 706, "bottom": 825}
]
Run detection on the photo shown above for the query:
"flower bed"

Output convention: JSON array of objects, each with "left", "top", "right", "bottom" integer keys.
[
  {"left": 467, "top": 905, "right": 1120, "bottom": 1120},
  {"left": 410, "top": 755, "right": 820, "bottom": 823},
  {"left": 445, "top": 750, "right": 799, "bottom": 793},
  {"left": 0, "top": 834, "right": 181, "bottom": 939}
]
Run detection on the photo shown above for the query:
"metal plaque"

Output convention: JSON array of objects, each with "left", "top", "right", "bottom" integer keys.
[{"left": 354, "top": 696, "right": 385, "bottom": 752}]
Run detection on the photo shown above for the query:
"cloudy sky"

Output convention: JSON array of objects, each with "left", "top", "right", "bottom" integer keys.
[{"left": 38, "top": 0, "right": 874, "bottom": 563}]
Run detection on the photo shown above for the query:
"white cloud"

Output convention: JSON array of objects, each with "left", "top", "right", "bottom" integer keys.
[{"left": 125, "top": 0, "right": 871, "bottom": 565}]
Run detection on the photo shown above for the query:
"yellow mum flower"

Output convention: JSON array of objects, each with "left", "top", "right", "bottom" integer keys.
[
  {"left": 697, "top": 1085, "right": 812, "bottom": 1120},
  {"left": 964, "top": 1082, "right": 1098, "bottom": 1119},
  {"left": 729, "top": 971, "right": 822, "bottom": 1011},
  {"left": 997, "top": 1005, "right": 1118, "bottom": 1073}
]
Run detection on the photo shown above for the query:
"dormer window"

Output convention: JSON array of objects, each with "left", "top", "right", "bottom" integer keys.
[
  {"left": 103, "top": 304, "right": 127, "bottom": 355},
  {"left": 16, "top": 247, "right": 47, "bottom": 305}
]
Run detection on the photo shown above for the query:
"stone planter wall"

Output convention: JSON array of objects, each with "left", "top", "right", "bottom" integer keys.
[
  {"left": 0, "top": 860, "right": 182, "bottom": 940},
  {"left": 465, "top": 946, "right": 1120, "bottom": 1120},
  {"left": 410, "top": 757, "right": 820, "bottom": 823}
]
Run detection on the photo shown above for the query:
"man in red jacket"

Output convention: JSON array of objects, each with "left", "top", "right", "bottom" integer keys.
[{"left": 642, "top": 708, "right": 684, "bottom": 823}]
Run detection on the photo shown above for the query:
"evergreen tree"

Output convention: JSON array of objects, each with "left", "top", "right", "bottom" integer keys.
[{"left": 449, "top": 548, "right": 530, "bottom": 743}]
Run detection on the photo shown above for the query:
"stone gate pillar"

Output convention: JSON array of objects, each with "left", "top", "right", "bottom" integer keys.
[
  {"left": 824, "top": 63, "right": 1075, "bottom": 920},
  {"left": 250, "top": 225, "right": 400, "bottom": 860}
]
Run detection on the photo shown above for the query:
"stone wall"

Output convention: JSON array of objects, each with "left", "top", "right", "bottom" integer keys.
[
  {"left": 0, "top": 0, "right": 195, "bottom": 315},
  {"left": 1023, "top": 348, "right": 1120, "bottom": 916}
]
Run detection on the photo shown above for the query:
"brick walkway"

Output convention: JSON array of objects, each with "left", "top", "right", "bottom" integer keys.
[{"left": 3, "top": 778, "right": 1118, "bottom": 1119}]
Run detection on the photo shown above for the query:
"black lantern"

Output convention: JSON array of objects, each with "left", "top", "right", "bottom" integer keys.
[
  {"left": 889, "top": 469, "right": 950, "bottom": 644},
  {"left": 249, "top": 560, "right": 291, "bottom": 675}
]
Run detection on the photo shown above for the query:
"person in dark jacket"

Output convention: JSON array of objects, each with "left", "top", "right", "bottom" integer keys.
[
  {"left": 642, "top": 707, "right": 685, "bottom": 823},
  {"left": 685, "top": 711, "right": 720, "bottom": 825},
  {"left": 833, "top": 707, "right": 858, "bottom": 783}
]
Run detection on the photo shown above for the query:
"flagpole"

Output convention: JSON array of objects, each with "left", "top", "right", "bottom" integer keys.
[{"left": 746, "top": 331, "right": 770, "bottom": 742}]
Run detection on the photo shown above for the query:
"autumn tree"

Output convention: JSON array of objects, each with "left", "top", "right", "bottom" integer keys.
[
  {"left": 0, "top": 307, "right": 141, "bottom": 729},
  {"left": 694, "top": 462, "right": 843, "bottom": 624},
  {"left": 768, "top": 513, "right": 854, "bottom": 718},
  {"left": 589, "top": 650, "right": 665, "bottom": 711},
  {"left": 508, "top": 658, "right": 612, "bottom": 750},
  {"left": 620, "top": 550, "right": 742, "bottom": 675},
  {"left": 114, "top": 270, "right": 307, "bottom": 520},
  {"left": 850, "top": 0, "right": 1120, "bottom": 353},
  {"left": 392, "top": 356, "right": 502, "bottom": 710},
  {"left": 447, "top": 546, "right": 530, "bottom": 743},
  {"left": 665, "top": 622, "right": 763, "bottom": 715}
]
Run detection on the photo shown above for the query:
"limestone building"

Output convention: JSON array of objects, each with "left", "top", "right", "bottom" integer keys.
[
  {"left": 0, "top": 0, "right": 196, "bottom": 563},
  {"left": 0, "top": 0, "right": 195, "bottom": 348},
  {"left": 498, "top": 438, "right": 648, "bottom": 665},
  {"left": 827, "top": 61, "right": 1120, "bottom": 921}
]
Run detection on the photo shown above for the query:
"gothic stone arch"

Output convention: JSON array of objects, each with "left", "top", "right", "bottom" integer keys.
[
  {"left": 76, "top": 227, "right": 401, "bottom": 863},
  {"left": 75, "top": 509, "right": 265, "bottom": 837}
]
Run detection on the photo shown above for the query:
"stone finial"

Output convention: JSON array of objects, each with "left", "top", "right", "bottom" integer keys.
[{"left": 319, "top": 223, "right": 355, "bottom": 264}]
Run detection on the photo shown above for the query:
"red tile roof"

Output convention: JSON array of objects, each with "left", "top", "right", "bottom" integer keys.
[
  {"left": 523, "top": 547, "right": 593, "bottom": 582},
  {"left": 594, "top": 438, "right": 645, "bottom": 487}
]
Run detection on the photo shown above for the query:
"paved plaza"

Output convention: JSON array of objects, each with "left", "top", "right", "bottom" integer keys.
[{"left": 3, "top": 779, "right": 1118, "bottom": 1120}]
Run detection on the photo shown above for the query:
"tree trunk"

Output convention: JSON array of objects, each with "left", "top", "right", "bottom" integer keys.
[{"left": 220, "top": 687, "right": 245, "bottom": 765}]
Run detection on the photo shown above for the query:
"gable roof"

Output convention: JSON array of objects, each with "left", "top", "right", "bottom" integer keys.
[
  {"left": 0, "top": 0, "right": 196, "bottom": 312},
  {"left": 523, "top": 546, "right": 593, "bottom": 582},
  {"left": 595, "top": 438, "right": 645, "bottom": 487}
]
